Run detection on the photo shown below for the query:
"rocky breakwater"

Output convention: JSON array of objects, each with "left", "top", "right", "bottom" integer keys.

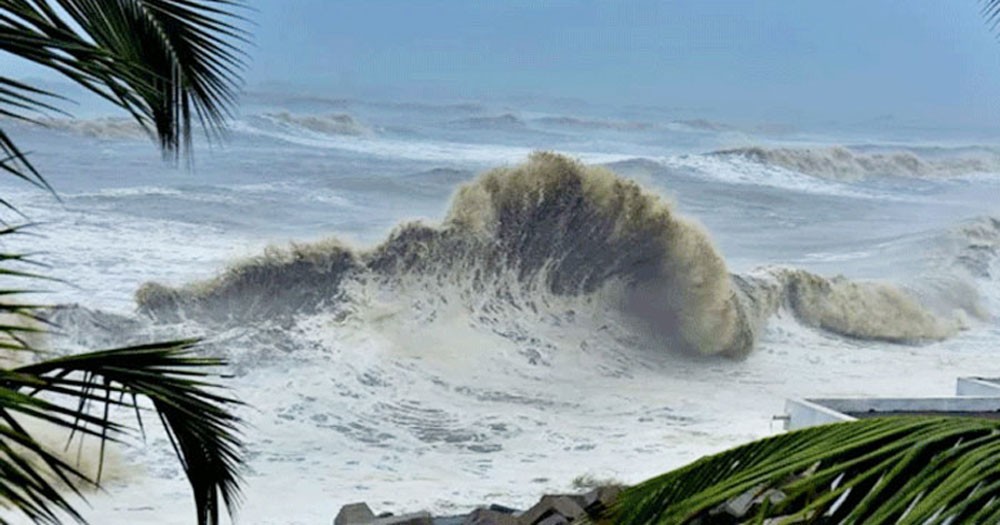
[{"left": 333, "top": 485, "right": 623, "bottom": 525}]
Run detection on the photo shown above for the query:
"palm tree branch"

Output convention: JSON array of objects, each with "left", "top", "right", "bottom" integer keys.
[
  {"left": 13, "top": 340, "right": 245, "bottom": 525},
  {"left": 0, "top": 0, "right": 247, "bottom": 194},
  {"left": 983, "top": 0, "right": 1000, "bottom": 34},
  {"left": 48, "top": 0, "right": 249, "bottom": 153},
  {"left": 0, "top": 413, "right": 94, "bottom": 525},
  {"left": 606, "top": 417, "right": 1000, "bottom": 525}
]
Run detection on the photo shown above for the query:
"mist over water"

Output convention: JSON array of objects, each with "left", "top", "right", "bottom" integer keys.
[{"left": 2, "top": 92, "right": 1000, "bottom": 524}]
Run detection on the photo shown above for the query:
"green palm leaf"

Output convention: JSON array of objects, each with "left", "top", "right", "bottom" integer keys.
[
  {"left": 0, "top": 227, "right": 244, "bottom": 525},
  {"left": 0, "top": 1, "right": 248, "bottom": 523},
  {"left": 10, "top": 341, "right": 244, "bottom": 525},
  {"left": 606, "top": 417, "right": 1000, "bottom": 525},
  {"left": 983, "top": 0, "right": 1000, "bottom": 37},
  {"left": 0, "top": 0, "right": 248, "bottom": 185}
]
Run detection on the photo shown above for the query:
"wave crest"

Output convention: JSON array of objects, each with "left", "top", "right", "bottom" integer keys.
[
  {"left": 450, "top": 114, "right": 526, "bottom": 129},
  {"left": 137, "top": 153, "right": 966, "bottom": 361},
  {"left": 39, "top": 117, "right": 148, "bottom": 140},
  {"left": 258, "top": 112, "right": 371, "bottom": 136},
  {"left": 738, "top": 268, "right": 962, "bottom": 343},
  {"left": 533, "top": 116, "right": 651, "bottom": 132},
  {"left": 713, "top": 146, "right": 1000, "bottom": 180},
  {"left": 139, "top": 152, "right": 753, "bottom": 357}
]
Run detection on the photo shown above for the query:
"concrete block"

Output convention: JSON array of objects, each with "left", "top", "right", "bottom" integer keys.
[
  {"left": 582, "top": 486, "right": 622, "bottom": 514},
  {"left": 433, "top": 516, "right": 467, "bottom": 525},
  {"left": 487, "top": 504, "right": 519, "bottom": 515},
  {"left": 462, "top": 508, "right": 519, "bottom": 525},
  {"left": 518, "top": 495, "right": 586, "bottom": 524},
  {"left": 535, "top": 515, "right": 569, "bottom": 525},
  {"left": 957, "top": 377, "right": 1000, "bottom": 396},
  {"left": 335, "top": 502, "right": 376, "bottom": 525},
  {"left": 719, "top": 484, "right": 761, "bottom": 517}
]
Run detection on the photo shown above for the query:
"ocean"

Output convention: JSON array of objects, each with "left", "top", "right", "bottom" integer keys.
[{"left": 2, "top": 92, "right": 999, "bottom": 524}]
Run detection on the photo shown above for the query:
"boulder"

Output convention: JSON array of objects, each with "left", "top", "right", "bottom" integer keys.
[
  {"left": 518, "top": 495, "right": 586, "bottom": 525},
  {"left": 462, "top": 508, "right": 519, "bottom": 525},
  {"left": 433, "top": 516, "right": 468, "bottom": 525},
  {"left": 488, "top": 504, "right": 519, "bottom": 515},
  {"left": 582, "top": 486, "right": 622, "bottom": 515},
  {"left": 335, "top": 502, "right": 376, "bottom": 525}
]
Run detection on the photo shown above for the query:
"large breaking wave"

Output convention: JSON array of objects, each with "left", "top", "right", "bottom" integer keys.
[{"left": 132, "top": 153, "right": 973, "bottom": 362}]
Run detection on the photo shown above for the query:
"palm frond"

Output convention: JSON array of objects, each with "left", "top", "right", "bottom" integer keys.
[
  {"left": 0, "top": 2, "right": 248, "bottom": 523},
  {"left": 0, "top": 75, "right": 70, "bottom": 194},
  {"left": 0, "top": 0, "right": 247, "bottom": 185},
  {"left": 0, "top": 198, "right": 245, "bottom": 525},
  {"left": 983, "top": 0, "right": 1000, "bottom": 37},
  {"left": 607, "top": 417, "right": 1000, "bottom": 525},
  {"left": 0, "top": 224, "right": 55, "bottom": 355},
  {"left": 5, "top": 340, "right": 244, "bottom": 525}
]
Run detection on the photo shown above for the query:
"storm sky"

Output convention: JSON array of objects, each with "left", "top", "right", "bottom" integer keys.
[{"left": 4, "top": 1, "right": 1000, "bottom": 127}]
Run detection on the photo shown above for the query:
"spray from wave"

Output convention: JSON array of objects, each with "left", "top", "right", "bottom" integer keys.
[
  {"left": 736, "top": 268, "right": 964, "bottom": 343},
  {"left": 712, "top": 146, "right": 1000, "bottom": 180},
  {"left": 135, "top": 153, "right": 967, "bottom": 362}
]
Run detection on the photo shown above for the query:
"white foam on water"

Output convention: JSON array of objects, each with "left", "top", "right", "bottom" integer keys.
[
  {"left": 658, "top": 154, "right": 900, "bottom": 199},
  {"left": 43, "top": 310, "right": 999, "bottom": 525},
  {"left": 2, "top": 118, "right": 1000, "bottom": 525},
  {"left": 231, "top": 120, "right": 635, "bottom": 166}
]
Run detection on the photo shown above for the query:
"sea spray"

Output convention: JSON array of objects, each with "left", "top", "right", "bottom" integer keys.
[
  {"left": 136, "top": 239, "right": 360, "bottom": 324},
  {"left": 136, "top": 153, "right": 967, "bottom": 360},
  {"left": 737, "top": 268, "right": 964, "bottom": 343},
  {"left": 139, "top": 152, "right": 753, "bottom": 357}
]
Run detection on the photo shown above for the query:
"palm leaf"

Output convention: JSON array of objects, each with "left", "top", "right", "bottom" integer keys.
[
  {"left": 0, "top": 2, "right": 248, "bottom": 523},
  {"left": 0, "top": 0, "right": 247, "bottom": 186},
  {"left": 0, "top": 341, "right": 244, "bottom": 525},
  {"left": 606, "top": 417, "right": 1000, "bottom": 525},
  {"left": 983, "top": 0, "right": 1000, "bottom": 37}
]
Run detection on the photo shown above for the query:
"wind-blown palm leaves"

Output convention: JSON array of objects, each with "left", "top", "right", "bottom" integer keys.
[
  {"left": 1, "top": 341, "right": 243, "bottom": 525},
  {"left": 606, "top": 416, "right": 1000, "bottom": 525},
  {"left": 0, "top": 0, "right": 248, "bottom": 184},
  {"left": 0, "top": 1, "right": 247, "bottom": 524},
  {"left": 983, "top": 0, "right": 1000, "bottom": 39}
]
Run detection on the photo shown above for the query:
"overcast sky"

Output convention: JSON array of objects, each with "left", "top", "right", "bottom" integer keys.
[{"left": 4, "top": 1, "right": 1000, "bottom": 126}]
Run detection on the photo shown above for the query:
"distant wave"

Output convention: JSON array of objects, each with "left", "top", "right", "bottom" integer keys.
[
  {"left": 244, "top": 91, "right": 485, "bottom": 114},
  {"left": 402, "top": 167, "right": 475, "bottom": 186},
  {"left": 18, "top": 112, "right": 373, "bottom": 141},
  {"left": 386, "top": 101, "right": 485, "bottom": 113},
  {"left": 711, "top": 146, "right": 1000, "bottom": 180},
  {"left": 37, "top": 117, "right": 148, "bottom": 140},
  {"left": 136, "top": 153, "right": 968, "bottom": 363},
  {"left": 672, "top": 119, "right": 733, "bottom": 132},
  {"left": 256, "top": 112, "right": 371, "bottom": 137},
  {"left": 231, "top": 121, "right": 630, "bottom": 164},
  {"left": 533, "top": 116, "right": 651, "bottom": 132},
  {"left": 450, "top": 113, "right": 526, "bottom": 129}
]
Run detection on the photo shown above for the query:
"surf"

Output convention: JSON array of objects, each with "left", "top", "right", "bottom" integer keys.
[{"left": 134, "top": 153, "right": 972, "bottom": 363}]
